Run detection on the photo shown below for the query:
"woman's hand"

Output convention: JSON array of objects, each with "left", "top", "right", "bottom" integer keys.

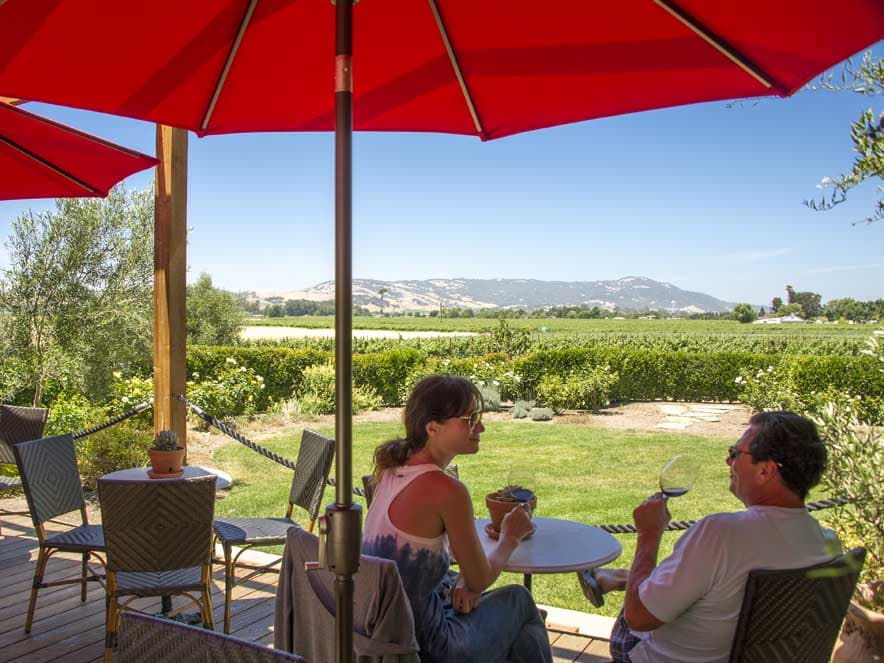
[
  {"left": 451, "top": 574, "right": 481, "bottom": 614},
  {"left": 499, "top": 503, "right": 534, "bottom": 543}
]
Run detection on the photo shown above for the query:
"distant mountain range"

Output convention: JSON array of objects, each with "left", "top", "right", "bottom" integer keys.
[{"left": 248, "top": 277, "right": 737, "bottom": 314}]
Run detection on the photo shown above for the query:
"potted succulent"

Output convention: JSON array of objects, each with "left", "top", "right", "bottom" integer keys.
[
  {"left": 147, "top": 429, "right": 185, "bottom": 478},
  {"left": 485, "top": 484, "right": 537, "bottom": 539}
]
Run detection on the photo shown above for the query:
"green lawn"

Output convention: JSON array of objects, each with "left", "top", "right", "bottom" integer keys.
[{"left": 213, "top": 421, "right": 829, "bottom": 616}]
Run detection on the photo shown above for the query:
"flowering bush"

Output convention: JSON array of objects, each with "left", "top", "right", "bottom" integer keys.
[{"left": 187, "top": 356, "right": 265, "bottom": 420}]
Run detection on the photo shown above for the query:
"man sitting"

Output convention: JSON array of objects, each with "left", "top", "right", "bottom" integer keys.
[{"left": 580, "top": 411, "right": 837, "bottom": 663}]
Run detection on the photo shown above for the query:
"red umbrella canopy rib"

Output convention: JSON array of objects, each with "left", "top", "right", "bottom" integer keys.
[
  {"left": 0, "top": 0, "right": 881, "bottom": 139},
  {"left": 0, "top": 100, "right": 157, "bottom": 200}
]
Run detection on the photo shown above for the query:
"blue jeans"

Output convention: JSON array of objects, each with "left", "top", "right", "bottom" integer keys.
[{"left": 433, "top": 584, "right": 552, "bottom": 663}]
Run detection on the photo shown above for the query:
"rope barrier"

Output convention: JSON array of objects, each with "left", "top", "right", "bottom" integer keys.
[
  {"left": 595, "top": 497, "right": 851, "bottom": 535},
  {"left": 71, "top": 401, "right": 152, "bottom": 440},
  {"left": 176, "top": 394, "right": 366, "bottom": 498}
]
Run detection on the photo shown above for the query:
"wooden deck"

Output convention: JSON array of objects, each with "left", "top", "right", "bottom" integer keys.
[{"left": 0, "top": 513, "right": 611, "bottom": 662}]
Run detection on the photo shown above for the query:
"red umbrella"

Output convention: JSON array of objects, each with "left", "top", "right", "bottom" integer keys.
[
  {"left": 1, "top": 3, "right": 881, "bottom": 660},
  {"left": 0, "top": 1, "right": 881, "bottom": 138},
  {"left": 0, "top": 100, "right": 157, "bottom": 200}
]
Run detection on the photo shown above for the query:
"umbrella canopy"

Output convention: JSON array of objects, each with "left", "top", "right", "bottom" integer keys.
[
  {"left": 0, "top": 1, "right": 881, "bottom": 139},
  {"left": 0, "top": 100, "right": 157, "bottom": 200},
  {"left": 1, "top": 3, "right": 881, "bottom": 661}
]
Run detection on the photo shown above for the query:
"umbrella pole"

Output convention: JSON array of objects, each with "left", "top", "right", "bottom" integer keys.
[{"left": 331, "top": 2, "right": 360, "bottom": 663}]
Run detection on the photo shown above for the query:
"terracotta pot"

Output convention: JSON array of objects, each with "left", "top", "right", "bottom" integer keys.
[
  {"left": 832, "top": 601, "right": 884, "bottom": 663},
  {"left": 485, "top": 492, "right": 537, "bottom": 532},
  {"left": 148, "top": 447, "right": 185, "bottom": 478}
]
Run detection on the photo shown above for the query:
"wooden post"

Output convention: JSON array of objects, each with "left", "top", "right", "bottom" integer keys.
[{"left": 153, "top": 125, "right": 188, "bottom": 456}]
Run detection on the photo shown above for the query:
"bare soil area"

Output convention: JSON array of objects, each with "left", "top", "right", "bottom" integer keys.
[{"left": 1, "top": 401, "right": 750, "bottom": 521}]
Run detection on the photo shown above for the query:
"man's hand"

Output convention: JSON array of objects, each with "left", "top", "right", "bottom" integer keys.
[
  {"left": 451, "top": 574, "right": 481, "bottom": 614},
  {"left": 633, "top": 493, "right": 671, "bottom": 538}
]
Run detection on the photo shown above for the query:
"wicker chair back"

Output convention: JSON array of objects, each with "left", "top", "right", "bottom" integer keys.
[
  {"left": 116, "top": 611, "right": 307, "bottom": 662},
  {"left": 287, "top": 429, "right": 335, "bottom": 523},
  {"left": 0, "top": 404, "right": 48, "bottom": 464},
  {"left": 12, "top": 433, "right": 85, "bottom": 525},
  {"left": 729, "top": 546, "right": 866, "bottom": 663},
  {"left": 99, "top": 475, "right": 216, "bottom": 573}
]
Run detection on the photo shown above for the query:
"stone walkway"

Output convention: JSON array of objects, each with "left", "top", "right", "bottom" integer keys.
[{"left": 655, "top": 403, "right": 743, "bottom": 431}]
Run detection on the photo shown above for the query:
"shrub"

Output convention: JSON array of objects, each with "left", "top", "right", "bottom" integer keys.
[
  {"left": 529, "top": 407, "right": 554, "bottom": 421},
  {"left": 511, "top": 400, "right": 534, "bottom": 419},
  {"left": 187, "top": 357, "right": 265, "bottom": 419},
  {"left": 536, "top": 366, "right": 618, "bottom": 413},
  {"left": 477, "top": 382, "right": 501, "bottom": 412},
  {"left": 297, "top": 364, "right": 383, "bottom": 416},
  {"left": 77, "top": 422, "right": 152, "bottom": 490},
  {"left": 352, "top": 348, "right": 424, "bottom": 405},
  {"left": 46, "top": 391, "right": 105, "bottom": 437}
]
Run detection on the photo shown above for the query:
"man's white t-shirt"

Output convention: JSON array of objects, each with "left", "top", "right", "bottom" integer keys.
[{"left": 628, "top": 506, "right": 837, "bottom": 663}]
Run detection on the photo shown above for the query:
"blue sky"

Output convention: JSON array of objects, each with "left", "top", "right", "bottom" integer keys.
[{"left": 1, "top": 54, "right": 882, "bottom": 307}]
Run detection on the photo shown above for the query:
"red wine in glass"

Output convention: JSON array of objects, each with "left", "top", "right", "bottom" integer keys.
[{"left": 659, "top": 454, "right": 698, "bottom": 499}]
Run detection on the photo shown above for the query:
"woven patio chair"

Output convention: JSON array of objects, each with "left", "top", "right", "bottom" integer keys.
[
  {"left": 0, "top": 404, "right": 48, "bottom": 536},
  {"left": 99, "top": 474, "right": 217, "bottom": 663},
  {"left": 213, "top": 429, "right": 334, "bottom": 633},
  {"left": 115, "top": 611, "right": 306, "bottom": 662},
  {"left": 362, "top": 464, "right": 459, "bottom": 509},
  {"left": 12, "top": 433, "right": 105, "bottom": 633},
  {"left": 729, "top": 546, "right": 866, "bottom": 663}
]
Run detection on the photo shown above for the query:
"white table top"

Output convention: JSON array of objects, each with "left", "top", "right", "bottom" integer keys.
[
  {"left": 472, "top": 516, "right": 622, "bottom": 574},
  {"left": 100, "top": 465, "right": 232, "bottom": 490}
]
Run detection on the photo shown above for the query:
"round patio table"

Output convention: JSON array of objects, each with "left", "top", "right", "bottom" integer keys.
[
  {"left": 472, "top": 516, "right": 622, "bottom": 591},
  {"left": 100, "top": 465, "right": 232, "bottom": 490}
]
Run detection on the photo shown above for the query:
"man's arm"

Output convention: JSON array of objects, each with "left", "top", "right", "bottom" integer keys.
[{"left": 623, "top": 494, "right": 669, "bottom": 631}]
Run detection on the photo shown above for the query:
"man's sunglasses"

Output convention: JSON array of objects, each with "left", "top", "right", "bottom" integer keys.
[
  {"left": 456, "top": 409, "right": 483, "bottom": 429},
  {"left": 727, "top": 445, "right": 782, "bottom": 468},
  {"left": 726, "top": 445, "right": 749, "bottom": 462}
]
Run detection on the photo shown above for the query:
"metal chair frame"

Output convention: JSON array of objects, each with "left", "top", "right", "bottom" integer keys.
[
  {"left": 728, "top": 546, "right": 866, "bottom": 663},
  {"left": 0, "top": 404, "right": 49, "bottom": 536},
  {"left": 213, "top": 429, "right": 335, "bottom": 633},
  {"left": 12, "top": 433, "right": 106, "bottom": 632},
  {"left": 99, "top": 475, "right": 217, "bottom": 663}
]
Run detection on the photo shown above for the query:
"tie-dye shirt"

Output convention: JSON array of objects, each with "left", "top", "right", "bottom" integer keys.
[{"left": 363, "top": 464, "right": 453, "bottom": 659}]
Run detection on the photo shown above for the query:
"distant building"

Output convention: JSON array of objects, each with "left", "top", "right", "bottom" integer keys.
[{"left": 753, "top": 314, "right": 806, "bottom": 324}]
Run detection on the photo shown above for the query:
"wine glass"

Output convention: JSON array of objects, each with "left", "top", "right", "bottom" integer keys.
[
  {"left": 659, "top": 453, "right": 698, "bottom": 499},
  {"left": 506, "top": 468, "right": 537, "bottom": 504}
]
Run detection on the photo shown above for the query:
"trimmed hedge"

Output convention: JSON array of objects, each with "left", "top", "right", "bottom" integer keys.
[
  {"left": 513, "top": 348, "right": 883, "bottom": 404},
  {"left": 186, "top": 345, "right": 884, "bottom": 412}
]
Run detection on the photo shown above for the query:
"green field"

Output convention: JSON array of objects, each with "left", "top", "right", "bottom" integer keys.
[
  {"left": 212, "top": 421, "right": 833, "bottom": 616},
  {"left": 247, "top": 315, "right": 872, "bottom": 336}
]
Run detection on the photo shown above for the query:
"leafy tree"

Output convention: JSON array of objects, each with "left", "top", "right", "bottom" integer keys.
[
  {"left": 732, "top": 303, "right": 757, "bottom": 324},
  {"left": 186, "top": 273, "right": 245, "bottom": 345},
  {"left": 771, "top": 297, "right": 783, "bottom": 313},
  {"left": 377, "top": 287, "right": 388, "bottom": 315},
  {"left": 758, "top": 306, "right": 766, "bottom": 316},
  {"left": 804, "top": 50, "right": 883, "bottom": 225},
  {"left": 783, "top": 285, "right": 822, "bottom": 318},
  {"left": 0, "top": 186, "right": 153, "bottom": 405},
  {"left": 778, "top": 302, "right": 804, "bottom": 317}
]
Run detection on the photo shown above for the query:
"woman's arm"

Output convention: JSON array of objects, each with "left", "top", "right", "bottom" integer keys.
[{"left": 441, "top": 478, "right": 533, "bottom": 592}]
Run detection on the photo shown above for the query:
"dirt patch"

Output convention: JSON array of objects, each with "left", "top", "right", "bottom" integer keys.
[{"left": 1, "top": 401, "right": 750, "bottom": 521}]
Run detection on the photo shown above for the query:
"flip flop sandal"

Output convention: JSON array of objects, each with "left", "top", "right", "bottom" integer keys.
[{"left": 576, "top": 568, "right": 604, "bottom": 608}]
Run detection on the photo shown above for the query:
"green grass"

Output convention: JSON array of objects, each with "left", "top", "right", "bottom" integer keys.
[{"left": 213, "top": 421, "right": 829, "bottom": 616}]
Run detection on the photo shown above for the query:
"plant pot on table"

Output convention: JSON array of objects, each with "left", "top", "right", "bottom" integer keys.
[
  {"left": 485, "top": 492, "right": 537, "bottom": 538},
  {"left": 147, "top": 448, "right": 185, "bottom": 478}
]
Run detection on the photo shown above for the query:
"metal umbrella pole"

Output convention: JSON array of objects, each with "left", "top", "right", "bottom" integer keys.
[{"left": 328, "top": 2, "right": 360, "bottom": 663}]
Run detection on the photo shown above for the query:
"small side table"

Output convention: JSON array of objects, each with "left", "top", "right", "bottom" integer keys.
[{"left": 100, "top": 465, "right": 233, "bottom": 490}]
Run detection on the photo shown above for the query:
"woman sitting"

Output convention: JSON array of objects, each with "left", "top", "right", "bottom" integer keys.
[{"left": 363, "top": 375, "right": 552, "bottom": 663}]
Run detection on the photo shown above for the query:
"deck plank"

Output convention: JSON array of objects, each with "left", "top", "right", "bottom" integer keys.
[{"left": 1, "top": 513, "right": 608, "bottom": 662}]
